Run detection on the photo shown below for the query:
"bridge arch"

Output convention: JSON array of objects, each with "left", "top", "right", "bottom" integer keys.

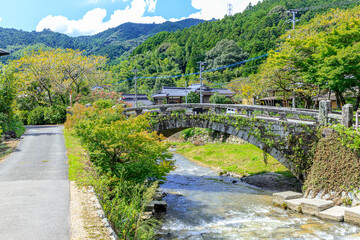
[
  {"left": 123, "top": 102, "right": 350, "bottom": 181},
  {"left": 152, "top": 114, "right": 313, "bottom": 181}
]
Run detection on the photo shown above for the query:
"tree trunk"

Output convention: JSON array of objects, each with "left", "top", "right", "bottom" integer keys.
[{"left": 335, "top": 92, "right": 342, "bottom": 110}]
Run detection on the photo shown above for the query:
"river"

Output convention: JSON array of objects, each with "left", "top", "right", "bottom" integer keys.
[{"left": 157, "top": 153, "right": 360, "bottom": 239}]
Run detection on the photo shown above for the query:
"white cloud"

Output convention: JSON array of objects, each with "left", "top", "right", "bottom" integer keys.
[
  {"left": 146, "top": 0, "right": 157, "bottom": 13},
  {"left": 36, "top": 0, "right": 163, "bottom": 36},
  {"left": 189, "top": 0, "right": 261, "bottom": 20},
  {"left": 0, "top": 17, "right": 2, "bottom": 22},
  {"left": 36, "top": 0, "right": 260, "bottom": 36}
]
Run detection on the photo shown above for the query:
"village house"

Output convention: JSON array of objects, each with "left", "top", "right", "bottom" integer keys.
[
  {"left": 151, "top": 84, "right": 234, "bottom": 105},
  {"left": 121, "top": 94, "right": 154, "bottom": 107}
]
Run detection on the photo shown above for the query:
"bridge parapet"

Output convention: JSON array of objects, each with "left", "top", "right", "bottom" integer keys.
[{"left": 123, "top": 102, "right": 347, "bottom": 127}]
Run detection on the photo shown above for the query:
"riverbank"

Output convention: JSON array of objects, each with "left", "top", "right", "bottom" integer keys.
[{"left": 173, "top": 142, "right": 302, "bottom": 192}]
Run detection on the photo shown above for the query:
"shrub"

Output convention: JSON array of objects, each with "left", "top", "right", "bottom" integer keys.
[
  {"left": 16, "top": 110, "right": 29, "bottom": 125},
  {"left": 181, "top": 128, "right": 206, "bottom": 140},
  {"left": 27, "top": 106, "right": 67, "bottom": 125},
  {"left": 44, "top": 106, "right": 66, "bottom": 124},
  {"left": 27, "top": 106, "right": 46, "bottom": 125},
  {"left": 93, "top": 99, "right": 113, "bottom": 109},
  {"left": 65, "top": 104, "right": 175, "bottom": 238}
]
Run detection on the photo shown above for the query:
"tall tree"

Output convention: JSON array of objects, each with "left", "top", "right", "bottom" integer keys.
[
  {"left": 205, "top": 39, "right": 248, "bottom": 70},
  {"left": 13, "top": 49, "right": 108, "bottom": 106},
  {"left": 257, "top": 6, "right": 360, "bottom": 109}
]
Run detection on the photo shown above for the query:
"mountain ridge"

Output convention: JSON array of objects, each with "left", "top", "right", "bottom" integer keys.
[{"left": 0, "top": 18, "right": 204, "bottom": 63}]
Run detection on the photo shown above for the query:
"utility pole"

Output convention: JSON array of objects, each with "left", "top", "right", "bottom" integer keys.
[
  {"left": 286, "top": 9, "right": 299, "bottom": 31},
  {"left": 185, "top": 80, "right": 188, "bottom": 104},
  {"left": 198, "top": 61, "right": 206, "bottom": 104},
  {"left": 227, "top": 3, "right": 233, "bottom": 16},
  {"left": 132, "top": 69, "right": 139, "bottom": 107}
]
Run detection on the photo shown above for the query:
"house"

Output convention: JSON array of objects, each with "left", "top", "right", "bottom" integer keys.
[
  {"left": 0, "top": 49, "right": 9, "bottom": 56},
  {"left": 151, "top": 84, "right": 234, "bottom": 105},
  {"left": 312, "top": 93, "right": 338, "bottom": 109},
  {"left": 121, "top": 94, "right": 154, "bottom": 107}
]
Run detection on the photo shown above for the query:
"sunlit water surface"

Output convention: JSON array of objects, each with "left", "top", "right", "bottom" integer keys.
[{"left": 157, "top": 153, "right": 360, "bottom": 240}]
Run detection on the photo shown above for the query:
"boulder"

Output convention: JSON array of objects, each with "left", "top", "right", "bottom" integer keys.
[{"left": 4, "top": 130, "right": 16, "bottom": 138}]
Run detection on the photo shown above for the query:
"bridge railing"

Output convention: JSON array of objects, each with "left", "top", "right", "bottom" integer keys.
[{"left": 123, "top": 100, "right": 355, "bottom": 127}]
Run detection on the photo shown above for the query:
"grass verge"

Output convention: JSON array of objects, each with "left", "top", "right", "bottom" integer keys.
[
  {"left": 175, "top": 142, "right": 294, "bottom": 178},
  {"left": 64, "top": 128, "right": 159, "bottom": 240}
]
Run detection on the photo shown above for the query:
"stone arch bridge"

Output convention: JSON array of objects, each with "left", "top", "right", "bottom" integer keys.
[{"left": 123, "top": 102, "right": 354, "bottom": 181}]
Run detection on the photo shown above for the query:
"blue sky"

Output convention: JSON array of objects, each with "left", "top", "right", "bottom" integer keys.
[{"left": 0, "top": 0, "right": 259, "bottom": 36}]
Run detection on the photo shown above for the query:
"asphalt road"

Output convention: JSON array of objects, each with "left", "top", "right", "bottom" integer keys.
[{"left": 0, "top": 125, "right": 69, "bottom": 240}]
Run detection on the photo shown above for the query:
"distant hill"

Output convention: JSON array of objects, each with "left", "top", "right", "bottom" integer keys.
[
  {"left": 0, "top": 18, "right": 204, "bottom": 63},
  {"left": 129, "top": 0, "right": 360, "bottom": 76}
]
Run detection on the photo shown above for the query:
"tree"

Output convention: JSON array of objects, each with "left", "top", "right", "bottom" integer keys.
[
  {"left": 12, "top": 49, "right": 108, "bottom": 106},
  {"left": 209, "top": 92, "right": 232, "bottom": 104},
  {"left": 257, "top": 6, "right": 360, "bottom": 109},
  {"left": 0, "top": 65, "right": 17, "bottom": 131},
  {"left": 205, "top": 39, "right": 249, "bottom": 70},
  {"left": 187, "top": 91, "right": 200, "bottom": 103}
]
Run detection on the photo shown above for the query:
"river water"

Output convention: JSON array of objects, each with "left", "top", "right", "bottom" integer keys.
[{"left": 157, "top": 153, "right": 360, "bottom": 240}]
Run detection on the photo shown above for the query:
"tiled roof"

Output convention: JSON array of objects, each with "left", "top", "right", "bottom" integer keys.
[
  {"left": 151, "top": 84, "right": 234, "bottom": 98},
  {"left": 0, "top": 49, "right": 9, "bottom": 56}
]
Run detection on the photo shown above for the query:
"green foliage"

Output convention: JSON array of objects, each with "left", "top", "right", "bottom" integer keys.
[
  {"left": 259, "top": 6, "right": 360, "bottom": 109},
  {"left": 64, "top": 129, "right": 159, "bottom": 239},
  {"left": 109, "top": 0, "right": 360, "bottom": 95},
  {"left": 44, "top": 106, "right": 67, "bottom": 124},
  {"left": 187, "top": 92, "right": 200, "bottom": 103},
  {"left": 0, "top": 19, "right": 204, "bottom": 64},
  {"left": 304, "top": 131, "right": 360, "bottom": 195},
  {"left": 27, "top": 107, "right": 46, "bottom": 125},
  {"left": 0, "top": 65, "right": 16, "bottom": 130},
  {"left": 27, "top": 106, "right": 66, "bottom": 125},
  {"left": 75, "top": 89, "right": 123, "bottom": 105},
  {"left": 330, "top": 124, "right": 360, "bottom": 153},
  {"left": 176, "top": 142, "right": 293, "bottom": 177},
  {"left": 205, "top": 39, "right": 248, "bottom": 70},
  {"left": 67, "top": 104, "right": 174, "bottom": 182},
  {"left": 65, "top": 104, "right": 175, "bottom": 238},
  {"left": 93, "top": 99, "right": 114, "bottom": 109},
  {"left": 181, "top": 128, "right": 206, "bottom": 140},
  {"left": 0, "top": 65, "right": 25, "bottom": 136},
  {"left": 209, "top": 92, "right": 233, "bottom": 104}
]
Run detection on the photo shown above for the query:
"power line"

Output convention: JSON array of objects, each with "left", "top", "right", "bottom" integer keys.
[{"left": 114, "top": 51, "right": 273, "bottom": 85}]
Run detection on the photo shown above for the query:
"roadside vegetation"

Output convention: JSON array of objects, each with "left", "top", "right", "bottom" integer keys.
[
  {"left": 0, "top": 64, "right": 25, "bottom": 158},
  {"left": 65, "top": 102, "right": 174, "bottom": 239}
]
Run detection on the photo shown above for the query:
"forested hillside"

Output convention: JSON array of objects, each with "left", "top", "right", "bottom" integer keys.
[
  {"left": 0, "top": 18, "right": 203, "bottom": 63},
  {"left": 111, "top": 0, "right": 359, "bottom": 95}
]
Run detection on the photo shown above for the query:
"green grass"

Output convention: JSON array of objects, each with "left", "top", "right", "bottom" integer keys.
[
  {"left": 63, "top": 129, "right": 93, "bottom": 184},
  {"left": 175, "top": 143, "right": 294, "bottom": 178}
]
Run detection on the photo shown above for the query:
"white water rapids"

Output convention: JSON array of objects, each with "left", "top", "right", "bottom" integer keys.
[{"left": 157, "top": 153, "right": 360, "bottom": 239}]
